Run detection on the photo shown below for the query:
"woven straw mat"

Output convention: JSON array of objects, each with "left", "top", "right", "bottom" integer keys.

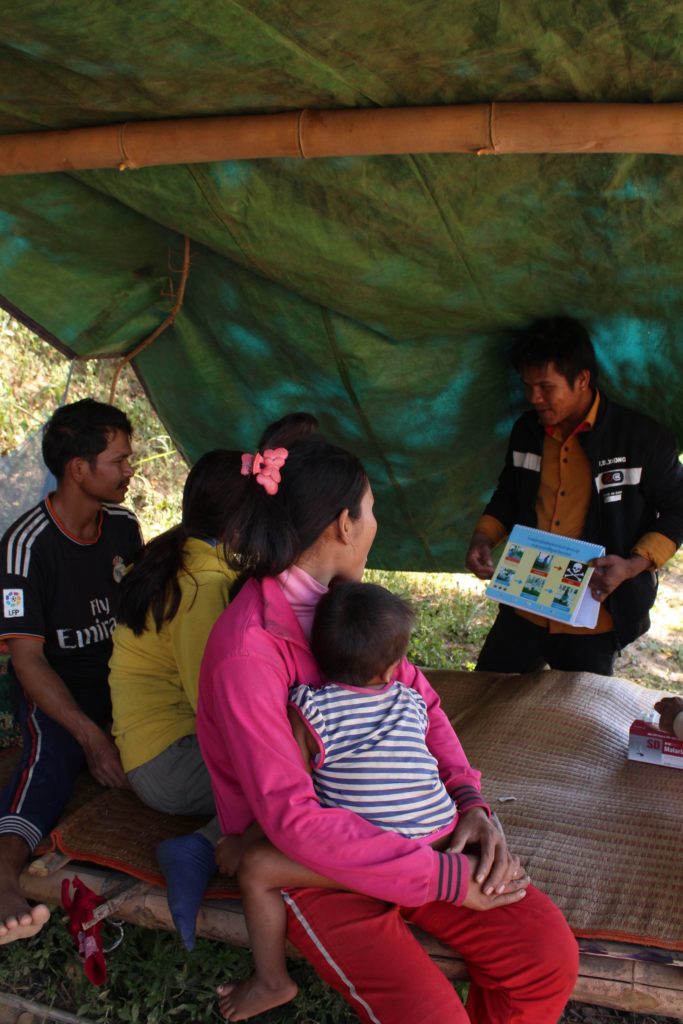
[
  {"left": 50, "top": 787, "right": 239, "bottom": 898},
  {"left": 425, "top": 668, "right": 682, "bottom": 950}
]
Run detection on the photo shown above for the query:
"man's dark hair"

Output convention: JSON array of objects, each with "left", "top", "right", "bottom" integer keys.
[
  {"left": 510, "top": 317, "right": 599, "bottom": 388},
  {"left": 42, "top": 398, "right": 133, "bottom": 479},
  {"left": 311, "top": 582, "right": 415, "bottom": 687}
]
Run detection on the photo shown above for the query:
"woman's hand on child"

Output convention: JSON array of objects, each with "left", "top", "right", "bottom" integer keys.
[
  {"left": 462, "top": 854, "right": 529, "bottom": 911},
  {"left": 446, "top": 807, "right": 516, "bottom": 895}
]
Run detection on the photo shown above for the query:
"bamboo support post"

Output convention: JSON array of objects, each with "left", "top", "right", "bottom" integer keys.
[
  {"left": 19, "top": 866, "right": 683, "bottom": 1018},
  {"left": 571, "top": 952, "right": 683, "bottom": 1016},
  {"left": 1, "top": 102, "right": 682, "bottom": 176}
]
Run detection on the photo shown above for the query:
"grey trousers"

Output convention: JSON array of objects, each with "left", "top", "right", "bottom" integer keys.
[{"left": 128, "top": 734, "right": 220, "bottom": 843}]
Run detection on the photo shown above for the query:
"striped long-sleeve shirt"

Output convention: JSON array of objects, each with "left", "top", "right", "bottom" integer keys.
[{"left": 288, "top": 680, "right": 456, "bottom": 841}]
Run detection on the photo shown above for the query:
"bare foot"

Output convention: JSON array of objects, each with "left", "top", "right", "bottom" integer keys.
[
  {"left": 0, "top": 895, "right": 50, "bottom": 944},
  {"left": 0, "top": 837, "right": 49, "bottom": 943},
  {"left": 217, "top": 974, "right": 298, "bottom": 1021}
]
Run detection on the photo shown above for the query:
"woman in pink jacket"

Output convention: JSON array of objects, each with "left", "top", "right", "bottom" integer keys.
[{"left": 196, "top": 436, "right": 578, "bottom": 1023}]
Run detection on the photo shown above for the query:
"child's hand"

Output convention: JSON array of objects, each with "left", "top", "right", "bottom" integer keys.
[
  {"left": 215, "top": 835, "right": 245, "bottom": 876},
  {"left": 215, "top": 821, "right": 266, "bottom": 876},
  {"left": 461, "top": 854, "right": 529, "bottom": 912},
  {"left": 654, "top": 696, "right": 683, "bottom": 735}
]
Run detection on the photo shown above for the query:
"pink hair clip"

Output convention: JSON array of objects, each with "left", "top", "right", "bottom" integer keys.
[{"left": 240, "top": 447, "right": 288, "bottom": 495}]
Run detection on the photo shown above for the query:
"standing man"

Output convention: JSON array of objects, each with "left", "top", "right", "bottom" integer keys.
[
  {"left": 0, "top": 399, "right": 141, "bottom": 943},
  {"left": 466, "top": 317, "right": 683, "bottom": 675}
]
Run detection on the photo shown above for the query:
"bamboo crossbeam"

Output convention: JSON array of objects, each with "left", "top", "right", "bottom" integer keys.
[{"left": 1, "top": 102, "right": 683, "bottom": 176}]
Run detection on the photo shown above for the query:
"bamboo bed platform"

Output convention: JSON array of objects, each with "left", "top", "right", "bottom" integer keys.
[{"left": 9, "top": 669, "right": 683, "bottom": 1018}]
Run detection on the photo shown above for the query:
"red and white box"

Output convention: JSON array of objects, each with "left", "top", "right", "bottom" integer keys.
[{"left": 628, "top": 720, "right": 683, "bottom": 770}]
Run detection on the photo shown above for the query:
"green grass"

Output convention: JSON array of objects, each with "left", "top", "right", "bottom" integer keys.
[
  {"left": 366, "top": 570, "right": 495, "bottom": 671},
  {"left": 0, "top": 916, "right": 360, "bottom": 1023}
]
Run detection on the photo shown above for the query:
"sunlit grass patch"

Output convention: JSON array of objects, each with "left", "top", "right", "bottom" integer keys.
[{"left": 366, "top": 569, "right": 496, "bottom": 671}]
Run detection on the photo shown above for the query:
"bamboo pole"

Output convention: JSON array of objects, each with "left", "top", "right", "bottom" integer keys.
[
  {"left": 1, "top": 102, "right": 682, "bottom": 176},
  {"left": 0, "top": 993, "right": 96, "bottom": 1024}
]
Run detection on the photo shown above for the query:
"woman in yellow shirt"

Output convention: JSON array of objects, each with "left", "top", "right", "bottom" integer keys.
[{"left": 109, "top": 450, "right": 239, "bottom": 817}]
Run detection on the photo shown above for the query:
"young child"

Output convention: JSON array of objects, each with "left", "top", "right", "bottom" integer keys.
[{"left": 216, "top": 582, "right": 526, "bottom": 1022}]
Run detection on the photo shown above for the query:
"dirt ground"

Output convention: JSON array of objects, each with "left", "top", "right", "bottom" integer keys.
[{"left": 613, "top": 556, "right": 683, "bottom": 693}]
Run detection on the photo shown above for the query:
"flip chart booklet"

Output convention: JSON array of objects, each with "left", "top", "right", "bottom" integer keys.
[{"left": 485, "top": 525, "right": 605, "bottom": 628}]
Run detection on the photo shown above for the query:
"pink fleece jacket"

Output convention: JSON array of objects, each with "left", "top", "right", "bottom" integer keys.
[{"left": 197, "top": 576, "right": 489, "bottom": 906}]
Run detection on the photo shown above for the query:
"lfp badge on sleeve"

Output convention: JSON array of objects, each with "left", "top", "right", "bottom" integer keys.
[{"left": 3, "top": 589, "right": 24, "bottom": 618}]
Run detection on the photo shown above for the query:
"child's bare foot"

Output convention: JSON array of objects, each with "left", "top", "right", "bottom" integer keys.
[{"left": 217, "top": 974, "right": 298, "bottom": 1021}]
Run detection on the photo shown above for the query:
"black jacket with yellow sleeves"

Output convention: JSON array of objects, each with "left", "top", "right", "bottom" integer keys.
[{"left": 483, "top": 393, "right": 683, "bottom": 648}]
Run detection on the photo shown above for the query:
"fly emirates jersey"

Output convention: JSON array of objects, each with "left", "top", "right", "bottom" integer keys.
[{"left": 1, "top": 497, "right": 141, "bottom": 713}]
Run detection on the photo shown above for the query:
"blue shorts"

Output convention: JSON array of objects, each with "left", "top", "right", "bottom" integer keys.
[{"left": 0, "top": 681, "right": 109, "bottom": 851}]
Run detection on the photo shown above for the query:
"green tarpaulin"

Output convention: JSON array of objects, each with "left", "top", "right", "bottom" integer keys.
[{"left": 2, "top": 1, "right": 682, "bottom": 569}]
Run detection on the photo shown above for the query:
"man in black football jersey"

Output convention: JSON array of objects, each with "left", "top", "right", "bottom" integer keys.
[{"left": 0, "top": 399, "right": 142, "bottom": 943}]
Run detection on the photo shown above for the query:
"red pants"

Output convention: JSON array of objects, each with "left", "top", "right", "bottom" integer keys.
[{"left": 284, "top": 884, "right": 578, "bottom": 1023}]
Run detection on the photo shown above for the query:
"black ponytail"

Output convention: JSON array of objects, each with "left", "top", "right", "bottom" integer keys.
[
  {"left": 117, "top": 450, "right": 242, "bottom": 635},
  {"left": 117, "top": 526, "right": 188, "bottom": 635}
]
